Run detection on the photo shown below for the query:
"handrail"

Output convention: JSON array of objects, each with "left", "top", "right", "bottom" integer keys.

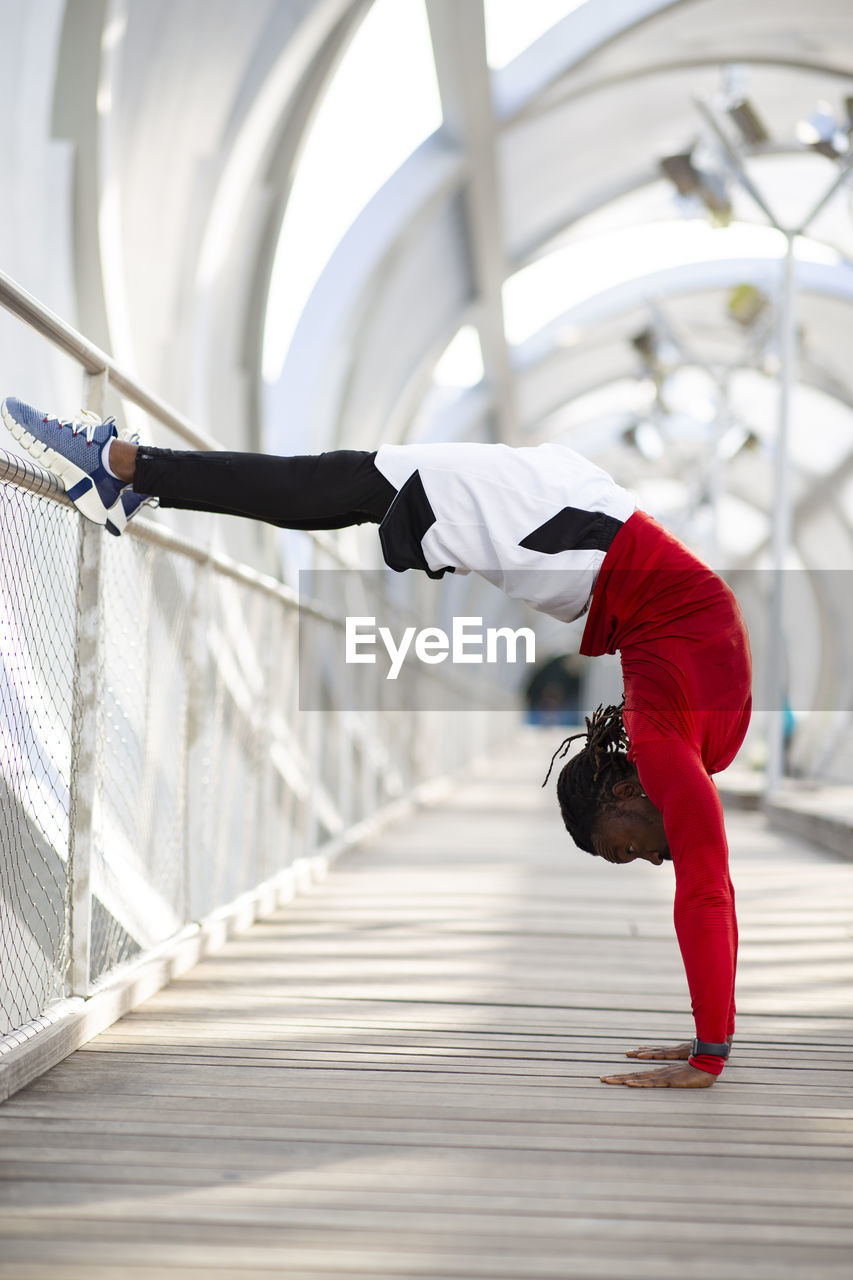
[
  {"left": 0, "top": 446, "right": 68, "bottom": 504},
  {"left": 0, "top": 441, "right": 341, "bottom": 627},
  {"left": 0, "top": 268, "right": 218, "bottom": 451},
  {"left": 0, "top": 267, "right": 512, "bottom": 703},
  {"left": 0, "top": 268, "right": 362, "bottom": 572},
  {"left": 0, "top": 446, "right": 507, "bottom": 702}
]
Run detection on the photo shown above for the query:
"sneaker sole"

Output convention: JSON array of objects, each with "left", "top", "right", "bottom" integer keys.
[
  {"left": 105, "top": 496, "right": 155, "bottom": 538},
  {"left": 105, "top": 501, "right": 126, "bottom": 537},
  {"left": 2, "top": 403, "right": 111, "bottom": 525}
]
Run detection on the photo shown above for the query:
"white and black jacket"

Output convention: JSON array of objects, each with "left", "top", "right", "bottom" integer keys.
[{"left": 373, "top": 442, "right": 636, "bottom": 624}]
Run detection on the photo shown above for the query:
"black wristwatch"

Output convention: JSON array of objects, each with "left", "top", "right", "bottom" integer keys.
[{"left": 691, "top": 1038, "right": 730, "bottom": 1058}]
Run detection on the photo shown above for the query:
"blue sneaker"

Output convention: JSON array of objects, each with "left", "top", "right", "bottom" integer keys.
[
  {"left": 1, "top": 396, "right": 124, "bottom": 526},
  {"left": 105, "top": 489, "right": 158, "bottom": 537}
]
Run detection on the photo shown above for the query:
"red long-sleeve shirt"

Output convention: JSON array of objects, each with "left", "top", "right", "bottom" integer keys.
[{"left": 580, "top": 511, "right": 752, "bottom": 1075}]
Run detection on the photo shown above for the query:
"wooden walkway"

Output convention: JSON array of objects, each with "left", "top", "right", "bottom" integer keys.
[{"left": 1, "top": 729, "right": 852, "bottom": 1279}]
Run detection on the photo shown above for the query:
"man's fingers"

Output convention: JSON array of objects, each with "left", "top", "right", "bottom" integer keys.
[
  {"left": 601, "top": 1063, "right": 715, "bottom": 1089},
  {"left": 601, "top": 1070, "right": 666, "bottom": 1085},
  {"left": 625, "top": 1041, "right": 692, "bottom": 1060}
]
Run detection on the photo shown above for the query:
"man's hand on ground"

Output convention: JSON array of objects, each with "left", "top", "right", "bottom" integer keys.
[
  {"left": 624, "top": 1033, "right": 733, "bottom": 1061},
  {"left": 600, "top": 1063, "right": 715, "bottom": 1088},
  {"left": 625, "top": 1040, "right": 692, "bottom": 1060}
]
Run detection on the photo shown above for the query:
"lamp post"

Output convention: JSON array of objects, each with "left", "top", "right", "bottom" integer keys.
[{"left": 692, "top": 96, "right": 853, "bottom": 793}]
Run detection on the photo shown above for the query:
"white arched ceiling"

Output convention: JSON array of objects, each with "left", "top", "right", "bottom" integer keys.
[
  {"left": 263, "top": 0, "right": 853, "bottom": 502},
  {"left": 93, "top": 0, "right": 370, "bottom": 442}
]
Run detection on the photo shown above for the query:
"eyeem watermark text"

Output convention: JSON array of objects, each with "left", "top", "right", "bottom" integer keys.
[{"left": 346, "top": 616, "right": 536, "bottom": 680}]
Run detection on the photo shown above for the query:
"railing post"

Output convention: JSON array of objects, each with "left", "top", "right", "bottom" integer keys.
[
  {"left": 255, "top": 599, "right": 281, "bottom": 880},
  {"left": 68, "top": 369, "right": 108, "bottom": 996},
  {"left": 182, "top": 560, "right": 204, "bottom": 920},
  {"left": 301, "top": 605, "right": 322, "bottom": 859},
  {"left": 184, "top": 560, "right": 214, "bottom": 919},
  {"left": 766, "top": 232, "right": 797, "bottom": 795},
  {"left": 337, "top": 709, "right": 354, "bottom": 833}
]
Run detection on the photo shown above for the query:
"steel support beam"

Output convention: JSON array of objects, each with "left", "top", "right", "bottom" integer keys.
[{"left": 425, "top": 0, "right": 517, "bottom": 444}]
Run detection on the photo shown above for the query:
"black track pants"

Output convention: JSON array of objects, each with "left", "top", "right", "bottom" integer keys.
[{"left": 133, "top": 446, "right": 398, "bottom": 531}]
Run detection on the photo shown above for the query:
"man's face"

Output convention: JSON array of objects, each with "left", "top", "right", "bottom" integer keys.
[{"left": 590, "top": 780, "right": 671, "bottom": 866}]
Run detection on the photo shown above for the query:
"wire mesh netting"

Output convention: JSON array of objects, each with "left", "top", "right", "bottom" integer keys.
[
  {"left": 0, "top": 460, "right": 509, "bottom": 1045},
  {"left": 89, "top": 533, "right": 195, "bottom": 981},
  {"left": 187, "top": 571, "right": 269, "bottom": 919},
  {"left": 0, "top": 472, "right": 348, "bottom": 1033},
  {"left": 0, "top": 484, "right": 79, "bottom": 1033}
]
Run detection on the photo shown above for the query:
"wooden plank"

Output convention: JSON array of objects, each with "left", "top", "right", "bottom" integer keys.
[
  {"left": 0, "top": 1227, "right": 851, "bottom": 1280},
  {"left": 2, "top": 1213, "right": 853, "bottom": 1251},
  {"left": 1, "top": 1204, "right": 853, "bottom": 1250},
  {"left": 1, "top": 1166, "right": 850, "bottom": 1208},
  {"left": 3, "top": 1144, "right": 851, "bottom": 1192},
  {"left": 1, "top": 1126, "right": 845, "bottom": 1167},
  {"left": 6, "top": 1091, "right": 853, "bottom": 1131},
  {"left": 0, "top": 1267, "right": 849, "bottom": 1280}
]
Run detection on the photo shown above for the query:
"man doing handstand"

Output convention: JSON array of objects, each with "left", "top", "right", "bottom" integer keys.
[{"left": 2, "top": 397, "right": 751, "bottom": 1088}]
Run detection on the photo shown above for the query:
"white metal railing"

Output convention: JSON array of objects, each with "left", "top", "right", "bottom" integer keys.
[{"left": 0, "top": 268, "right": 512, "bottom": 1081}]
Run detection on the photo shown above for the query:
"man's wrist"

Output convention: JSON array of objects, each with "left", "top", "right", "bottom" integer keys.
[
  {"left": 688, "top": 1038, "right": 730, "bottom": 1076},
  {"left": 691, "top": 1038, "right": 730, "bottom": 1058}
]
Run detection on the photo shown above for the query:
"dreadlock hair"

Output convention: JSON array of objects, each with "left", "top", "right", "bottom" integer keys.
[{"left": 541, "top": 700, "right": 635, "bottom": 854}]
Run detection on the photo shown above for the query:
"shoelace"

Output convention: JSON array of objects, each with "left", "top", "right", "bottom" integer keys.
[{"left": 60, "top": 409, "right": 116, "bottom": 444}]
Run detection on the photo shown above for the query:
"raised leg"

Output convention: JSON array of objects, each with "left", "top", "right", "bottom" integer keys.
[{"left": 125, "top": 444, "right": 397, "bottom": 530}]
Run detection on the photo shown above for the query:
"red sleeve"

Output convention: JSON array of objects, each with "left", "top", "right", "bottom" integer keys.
[{"left": 631, "top": 737, "right": 738, "bottom": 1076}]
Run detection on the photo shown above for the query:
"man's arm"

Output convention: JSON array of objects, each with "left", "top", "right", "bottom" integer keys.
[
  {"left": 634, "top": 736, "right": 737, "bottom": 1077},
  {"left": 600, "top": 737, "right": 736, "bottom": 1087}
]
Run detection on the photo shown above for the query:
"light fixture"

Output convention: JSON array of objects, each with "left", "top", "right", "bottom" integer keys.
[
  {"left": 727, "top": 98, "right": 770, "bottom": 146},
  {"left": 631, "top": 327, "right": 658, "bottom": 364},
  {"left": 622, "top": 420, "right": 665, "bottom": 461},
  {"left": 660, "top": 152, "right": 701, "bottom": 197},
  {"left": 660, "top": 152, "right": 732, "bottom": 225},
  {"left": 727, "top": 283, "right": 769, "bottom": 327},
  {"left": 630, "top": 327, "right": 679, "bottom": 375},
  {"left": 795, "top": 100, "right": 849, "bottom": 159}
]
